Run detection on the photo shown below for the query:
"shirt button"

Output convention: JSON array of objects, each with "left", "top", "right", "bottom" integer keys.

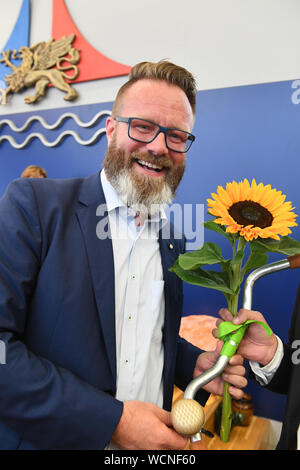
[
  {"left": 125, "top": 359, "right": 129, "bottom": 364},
  {"left": 131, "top": 274, "right": 136, "bottom": 280}
]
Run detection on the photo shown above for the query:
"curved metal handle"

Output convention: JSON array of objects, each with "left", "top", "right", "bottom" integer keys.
[
  {"left": 242, "top": 258, "right": 290, "bottom": 309},
  {"left": 172, "top": 254, "right": 300, "bottom": 442}
]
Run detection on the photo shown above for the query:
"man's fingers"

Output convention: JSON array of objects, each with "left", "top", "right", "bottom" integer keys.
[
  {"left": 222, "top": 371, "right": 248, "bottom": 389},
  {"left": 229, "top": 353, "right": 244, "bottom": 366},
  {"left": 214, "top": 340, "right": 224, "bottom": 355},
  {"left": 228, "top": 386, "right": 246, "bottom": 400},
  {"left": 232, "top": 308, "right": 265, "bottom": 325},
  {"left": 155, "top": 407, "right": 172, "bottom": 426},
  {"left": 165, "top": 428, "right": 189, "bottom": 450},
  {"left": 224, "top": 364, "right": 246, "bottom": 376},
  {"left": 218, "top": 308, "right": 234, "bottom": 321},
  {"left": 156, "top": 408, "right": 189, "bottom": 450}
]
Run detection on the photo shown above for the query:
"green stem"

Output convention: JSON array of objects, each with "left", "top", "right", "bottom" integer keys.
[
  {"left": 219, "top": 291, "right": 238, "bottom": 443},
  {"left": 220, "top": 382, "right": 232, "bottom": 442},
  {"left": 228, "top": 294, "right": 239, "bottom": 317},
  {"left": 220, "top": 236, "right": 246, "bottom": 442}
]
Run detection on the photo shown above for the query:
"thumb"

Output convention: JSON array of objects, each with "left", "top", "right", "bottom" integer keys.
[
  {"left": 232, "top": 311, "right": 247, "bottom": 325},
  {"left": 206, "top": 340, "right": 223, "bottom": 364},
  {"left": 215, "top": 339, "right": 224, "bottom": 355},
  {"left": 233, "top": 308, "right": 264, "bottom": 325},
  {"left": 156, "top": 407, "right": 173, "bottom": 427}
]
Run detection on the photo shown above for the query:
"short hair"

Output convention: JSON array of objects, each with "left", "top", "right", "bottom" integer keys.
[
  {"left": 21, "top": 165, "right": 47, "bottom": 178},
  {"left": 112, "top": 60, "right": 197, "bottom": 116}
]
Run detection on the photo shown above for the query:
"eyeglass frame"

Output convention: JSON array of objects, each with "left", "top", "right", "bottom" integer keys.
[{"left": 113, "top": 116, "right": 195, "bottom": 153}]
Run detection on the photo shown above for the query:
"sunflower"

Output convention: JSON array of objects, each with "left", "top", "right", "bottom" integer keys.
[{"left": 207, "top": 178, "right": 298, "bottom": 241}]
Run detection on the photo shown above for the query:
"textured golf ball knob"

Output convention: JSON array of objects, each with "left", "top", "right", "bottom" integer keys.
[{"left": 171, "top": 398, "right": 205, "bottom": 436}]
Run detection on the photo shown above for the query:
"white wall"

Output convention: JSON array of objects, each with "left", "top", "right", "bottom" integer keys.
[{"left": 1, "top": 0, "right": 300, "bottom": 114}]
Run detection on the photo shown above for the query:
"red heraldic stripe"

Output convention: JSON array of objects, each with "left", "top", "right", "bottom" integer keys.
[{"left": 51, "top": 0, "right": 131, "bottom": 83}]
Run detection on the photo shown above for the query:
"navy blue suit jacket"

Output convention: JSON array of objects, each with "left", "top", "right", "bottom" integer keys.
[
  {"left": 263, "top": 284, "right": 300, "bottom": 449},
  {"left": 0, "top": 172, "right": 208, "bottom": 449}
]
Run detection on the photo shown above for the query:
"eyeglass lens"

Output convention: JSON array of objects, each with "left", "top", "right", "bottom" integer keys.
[{"left": 128, "top": 118, "right": 192, "bottom": 152}]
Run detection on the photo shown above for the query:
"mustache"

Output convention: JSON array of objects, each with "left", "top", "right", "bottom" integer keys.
[{"left": 130, "top": 151, "right": 173, "bottom": 169}]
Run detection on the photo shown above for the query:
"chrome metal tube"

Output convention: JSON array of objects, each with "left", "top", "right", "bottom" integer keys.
[
  {"left": 243, "top": 259, "right": 290, "bottom": 310},
  {"left": 184, "top": 355, "right": 229, "bottom": 400}
]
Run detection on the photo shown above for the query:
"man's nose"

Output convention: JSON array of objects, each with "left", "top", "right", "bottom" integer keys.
[{"left": 146, "top": 131, "right": 168, "bottom": 156}]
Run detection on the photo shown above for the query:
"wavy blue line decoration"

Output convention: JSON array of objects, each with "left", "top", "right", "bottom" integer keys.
[
  {"left": 0, "top": 108, "right": 111, "bottom": 148},
  {"left": 0, "top": 127, "right": 107, "bottom": 148},
  {"left": 0, "top": 0, "right": 30, "bottom": 88},
  {"left": 0, "top": 110, "right": 111, "bottom": 132}
]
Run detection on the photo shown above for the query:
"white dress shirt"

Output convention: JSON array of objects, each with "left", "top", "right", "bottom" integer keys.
[{"left": 100, "top": 170, "right": 168, "bottom": 449}]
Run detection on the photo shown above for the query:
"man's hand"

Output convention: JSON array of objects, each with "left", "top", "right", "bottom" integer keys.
[
  {"left": 213, "top": 308, "right": 278, "bottom": 366},
  {"left": 193, "top": 341, "right": 247, "bottom": 399},
  {"left": 111, "top": 401, "right": 188, "bottom": 450}
]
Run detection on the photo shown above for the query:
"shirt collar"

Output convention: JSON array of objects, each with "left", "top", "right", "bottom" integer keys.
[
  {"left": 100, "top": 168, "right": 127, "bottom": 213},
  {"left": 100, "top": 169, "right": 168, "bottom": 227}
]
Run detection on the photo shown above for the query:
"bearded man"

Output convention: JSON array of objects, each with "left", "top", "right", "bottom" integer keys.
[{"left": 0, "top": 60, "right": 246, "bottom": 450}]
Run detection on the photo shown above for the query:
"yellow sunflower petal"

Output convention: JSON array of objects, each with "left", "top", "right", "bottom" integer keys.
[
  {"left": 216, "top": 185, "right": 233, "bottom": 207},
  {"left": 239, "top": 179, "right": 251, "bottom": 200},
  {"left": 226, "top": 181, "right": 240, "bottom": 203}
]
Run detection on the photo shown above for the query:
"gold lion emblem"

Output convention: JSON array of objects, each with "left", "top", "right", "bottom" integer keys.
[{"left": 0, "top": 34, "right": 80, "bottom": 105}]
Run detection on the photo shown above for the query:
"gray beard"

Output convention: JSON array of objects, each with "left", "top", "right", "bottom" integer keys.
[{"left": 108, "top": 168, "right": 174, "bottom": 217}]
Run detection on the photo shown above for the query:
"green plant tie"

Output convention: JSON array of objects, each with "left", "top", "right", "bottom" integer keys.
[{"left": 218, "top": 320, "right": 273, "bottom": 359}]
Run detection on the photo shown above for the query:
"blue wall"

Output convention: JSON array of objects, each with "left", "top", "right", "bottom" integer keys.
[{"left": 1, "top": 78, "right": 300, "bottom": 421}]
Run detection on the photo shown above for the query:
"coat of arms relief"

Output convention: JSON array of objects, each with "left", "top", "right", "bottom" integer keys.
[{"left": 0, "top": 34, "right": 80, "bottom": 105}]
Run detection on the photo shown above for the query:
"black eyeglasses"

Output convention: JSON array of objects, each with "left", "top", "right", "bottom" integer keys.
[{"left": 114, "top": 116, "right": 195, "bottom": 153}]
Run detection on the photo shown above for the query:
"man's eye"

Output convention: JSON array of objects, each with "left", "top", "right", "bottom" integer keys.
[
  {"left": 169, "top": 132, "right": 186, "bottom": 143},
  {"left": 134, "top": 123, "right": 154, "bottom": 133}
]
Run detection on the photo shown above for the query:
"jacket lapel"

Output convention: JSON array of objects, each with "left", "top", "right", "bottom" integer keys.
[{"left": 76, "top": 172, "right": 116, "bottom": 382}]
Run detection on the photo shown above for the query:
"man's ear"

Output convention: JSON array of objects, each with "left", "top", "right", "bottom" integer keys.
[{"left": 106, "top": 116, "right": 115, "bottom": 145}]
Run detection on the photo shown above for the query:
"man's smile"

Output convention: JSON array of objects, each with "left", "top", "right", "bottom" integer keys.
[{"left": 136, "top": 159, "right": 164, "bottom": 173}]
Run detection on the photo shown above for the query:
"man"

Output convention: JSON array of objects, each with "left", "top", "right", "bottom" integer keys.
[
  {"left": 216, "top": 294, "right": 300, "bottom": 450},
  {"left": 0, "top": 60, "right": 246, "bottom": 450}
]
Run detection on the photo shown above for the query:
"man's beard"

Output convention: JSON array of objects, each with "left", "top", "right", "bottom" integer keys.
[{"left": 103, "top": 138, "right": 185, "bottom": 216}]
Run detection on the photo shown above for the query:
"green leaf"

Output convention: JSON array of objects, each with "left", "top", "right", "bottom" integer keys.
[
  {"left": 170, "top": 259, "right": 234, "bottom": 295},
  {"left": 250, "top": 236, "right": 300, "bottom": 257},
  {"left": 178, "top": 242, "right": 224, "bottom": 270},
  {"left": 203, "top": 220, "right": 236, "bottom": 245},
  {"left": 243, "top": 251, "right": 268, "bottom": 275}
]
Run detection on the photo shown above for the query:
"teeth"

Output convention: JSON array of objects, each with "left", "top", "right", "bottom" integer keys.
[{"left": 137, "top": 159, "right": 162, "bottom": 170}]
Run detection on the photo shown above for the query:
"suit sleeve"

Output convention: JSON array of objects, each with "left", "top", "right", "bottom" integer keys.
[
  {"left": 263, "top": 285, "right": 300, "bottom": 395},
  {"left": 0, "top": 179, "right": 123, "bottom": 449}
]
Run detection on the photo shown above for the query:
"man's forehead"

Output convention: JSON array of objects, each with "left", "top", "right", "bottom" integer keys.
[
  {"left": 122, "top": 78, "right": 186, "bottom": 102},
  {"left": 118, "top": 79, "right": 194, "bottom": 126}
]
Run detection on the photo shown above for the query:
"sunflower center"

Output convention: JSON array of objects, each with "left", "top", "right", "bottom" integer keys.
[{"left": 228, "top": 200, "right": 273, "bottom": 228}]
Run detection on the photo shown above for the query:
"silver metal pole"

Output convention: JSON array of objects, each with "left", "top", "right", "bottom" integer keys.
[{"left": 243, "top": 259, "right": 290, "bottom": 310}]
